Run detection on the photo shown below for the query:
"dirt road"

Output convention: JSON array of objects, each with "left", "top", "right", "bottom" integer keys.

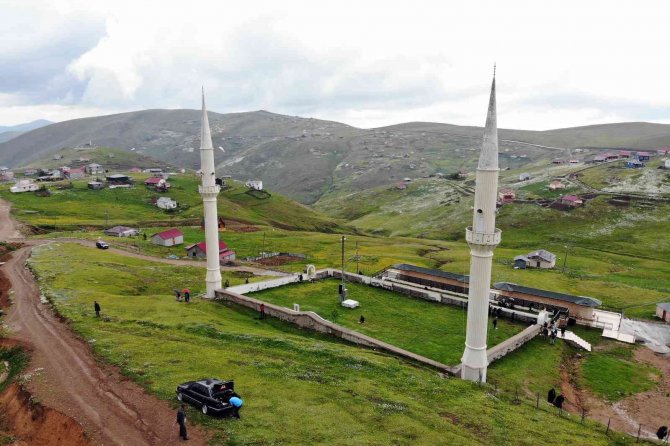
[{"left": 0, "top": 199, "right": 208, "bottom": 445}]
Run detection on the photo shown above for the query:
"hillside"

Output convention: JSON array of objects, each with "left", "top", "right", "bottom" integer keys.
[
  {"left": 0, "top": 174, "right": 344, "bottom": 233},
  {"left": 2, "top": 110, "right": 670, "bottom": 204}
]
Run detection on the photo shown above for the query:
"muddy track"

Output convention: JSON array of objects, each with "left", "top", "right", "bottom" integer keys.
[{"left": 0, "top": 199, "right": 208, "bottom": 445}]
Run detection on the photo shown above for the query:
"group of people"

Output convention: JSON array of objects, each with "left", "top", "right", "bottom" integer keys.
[
  {"left": 174, "top": 288, "right": 191, "bottom": 303},
  {"left": 541, "top": 321, "right": 566, "bottom": 345}
]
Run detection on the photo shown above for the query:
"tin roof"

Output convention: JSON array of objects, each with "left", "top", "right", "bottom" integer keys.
[
  {"left": 494, "top": 282, "right": 601, "bottom": 307},
  {"left": 392, "top": 263, "right": 469, "bottom": 283}
]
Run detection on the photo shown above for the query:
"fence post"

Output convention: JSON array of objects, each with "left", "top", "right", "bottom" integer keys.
[
  {"left": 536, "top": 392, "right": 539, "bottom": 409},
  {"left": 636, "top": 424, "right": 641, "bottom": 442},
  {"left": 581, "top": 409, "right": 585, "bottom": 424},
  {"left": 514, "top": 385, "right": 520, "bottom": 404},
  {"left": 606, "top": 418, "right": 611, "bottom": 434}
]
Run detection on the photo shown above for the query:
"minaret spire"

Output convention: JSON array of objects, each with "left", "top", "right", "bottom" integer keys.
[
  {"left": 461, "top": 72, "right": 502, "bottom": 383},
  {"left": 199, "top": 88, "right": 222, "bottom": 297}
]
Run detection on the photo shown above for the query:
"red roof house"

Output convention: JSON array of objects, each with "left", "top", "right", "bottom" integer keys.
[
  {"left": 185, "top": 240, "right": 233, "bottom": 259},
  {"left": 151, "top": 228, "right": 184, "bottom": 247},
  {"left": 559, "top": 195, "right": 583, "bottom": 207}
]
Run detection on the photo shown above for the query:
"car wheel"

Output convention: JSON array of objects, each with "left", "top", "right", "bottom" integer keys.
[
  {"left": 177, "top": 392, "right": 183, "bottom": 401},
  {"left": 201, "top": 405, "right": 208, "bottom": 415}
]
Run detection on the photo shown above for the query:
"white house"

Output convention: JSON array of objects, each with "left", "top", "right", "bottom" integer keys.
[
  {"left": 156, "top": 197, "right": 178, "bottom": 209},
  {"left": 246, "top": 180, "right": 263, "bottom": 191},
  {"left": 86, "top": 163, "right": 104, "bottom": 174},
  {"left": 519, "top": 173, "right": 531, "bottom": 181},
  {"left": 10, "top": 180, "right": 39, "bottom": 193},
  {"left": 665, "top": 159, "right": 670, "bottom": 169},
  {"left": 151, "top": 228, "right": 184, "bottom": 247},
  {"left": 103, "top": 226, "right": 139, "bottom": 237},
  {"left": 525, "top": 249, "right": 557, "bottom": 269}
]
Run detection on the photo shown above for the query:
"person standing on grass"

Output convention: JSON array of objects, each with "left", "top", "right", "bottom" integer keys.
[
  {"left": 174, "top": 289, "right": 182, "bottom": 301},
  {"left": 183, "top": 288, "right": 190, "bottom": 303},
  {"left": 492, "top": 316, "right": 498, "bottom": 330},
  {"left": 560, "top": 325, "right": 566, "bottom": 338},
  {"left": 359, "top": 315, "right": 365, "bottom": 324},
  {"left": 94, "top": 301, "right": 101, "bottom": 317},
  {"left": 259, "top": 303, "right": 265, "bottom": 320},
  {"left": 176, "top": 404, "right": 189, "bottom": 440}
]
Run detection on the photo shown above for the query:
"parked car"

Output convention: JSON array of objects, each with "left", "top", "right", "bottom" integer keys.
[
  {"left": 96, "top": 240, "right": 109, "bottom": 249},
  {"left": 176, "top": 378, "right": 241, "bottom": 416}
]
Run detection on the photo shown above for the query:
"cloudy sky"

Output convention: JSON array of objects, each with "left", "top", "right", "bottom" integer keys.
[{"left": 1, "top": 0, "right": 669, "bottom": 130}]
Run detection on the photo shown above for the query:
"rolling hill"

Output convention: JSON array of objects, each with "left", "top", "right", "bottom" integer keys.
[
  {"left": 2, "top": 110, "right": 670, "bottom": 204},
  {"left": 0, "top": 119, "right": 53, "bottom": 144}
]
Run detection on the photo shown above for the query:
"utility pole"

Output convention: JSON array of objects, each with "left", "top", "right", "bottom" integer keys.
[
  {"left": 262, "top": 231, "right": 266, "bottom": 255},
  {"left": 562, "top": 245, "right": 569, "bottom": 273},
  {"left": 356, "top": 240, "right": 360, "bottom": 274},
  {"left": 340, "top": 235, "right": 346, "bottom": 302}
]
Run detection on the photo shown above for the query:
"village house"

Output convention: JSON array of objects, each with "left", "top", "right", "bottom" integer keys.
[
  {"left": 0, "top": 170, "right": 14, "bottom": 182},
  {"left": 604, "top": 152, "right": 619, "bottom": 160},
  {"left": 396, "top": 181, "right": 407, "bottom": 190},
  {"left": 519, "top": 172, "right": 531, "bottom": 181},
  {"left": 246, "top": 180, "right": 263, "bottom": 191},
  {"left": 494, "top": 282, "right": 602, "bottom": 321},
  {"left": 498, "top": 189, "right": 515, "bottom": 203},
  {"left": 128, "top": 167, "right": 142, "bottom": 173},
  {"left": 23, "top": 168, "right": 37, "bottom": 176},
  {"left": 87, "top": 181, "right": 104, "bottom": 190},
  {"left": 656, "top": 303, "right": 670, "bottom": 323},
  {"left": 656, "top": 148, "right": 670, "bottom": 155},
  {"left": 67, "top": 167, "right": 86, "bottom": 179},
  {"left": 150, "top": 228, "right": 184, "bottom": 247},
  {"left": 106, "top": 174, "right": 133, "bottom": 188},
  {"left": 568, "top": 159, "right": 579, "bottom": 164},
  {"left": 625, "top": 160, "right": 644, "bottom": 168},
  {"left": 523, "top": 249, "right": 556, "bottom": 268},
  {"left": 665, "top": 159, "right": 670, "bottom": 169},
  {"left": 548, "top": 180, "right": 565, "bottom": 190},
  {"left": 10, "top": 179, "right": 39, "bottom": 193},
  {"left": 636, "top": 151, "right": 652, "bottom": 161},
  {"left": 156, "top": 196, "right": 177, "bottom": 210},
  {"left": 619, "top": 150, "right": 631, "bottom": 158},
  {"left": 559, "top": 195, "right": 583, "bottom": 207},
  {"left": 144, "top": 177, "right": 170, "bottom": 190},
  {"left": 185, "top": 240, "right": 236, "bottom": 263},
  {"left": 103, "top": 226, "right": 139, "bottom": 237},
  {"left": 551, "top": 159, "right": 565, "bottom": 164},
  {"left": 86, "top": 163, "right": 104, "bottom": 174},
  {"left": 592, "top": 155, "right": 606, "bottom": 163}
]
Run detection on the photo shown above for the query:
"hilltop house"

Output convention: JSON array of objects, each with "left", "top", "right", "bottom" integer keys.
[
  {"left": 185, "top": 240, "right": 236, "bottom": 263},
  {"left": 498, "top": 189, "right": 515, "bottom": 203},
  {"left": 656, "top": 303, "right": 670, "bottom": 323},
  {"left": 156, "top": 197, "right": 177, "bottom": 210},
  {"left": 150, "top": 228, "right": 184, "bottom": 247},
  {"left": 144, "top": 177, "right": 170, "bottom": 190},
  {"left": 246, "top": 180, "right": 263, "bottom": 191},
  {"left": 619, "top": 150, "right": 631, "bottom": 158},
  {"left": 559, "top": 195, "right": 583, "bottom": 207},
  {"left": 524, "top": 249, "right": 557, "bottom": 269},
  {"left": 10, "top": 180, "right": 39, "bottom": 193},
  {"left": 103, "top": 226, "right": 139, "bottom": 237},
  {"left": 86, "top": 163, "right": 103, "bottom": 174},
  {"left": 519, "top": 173, "right": 531, "bottom": 181},
  {"left": 592, "top": 155, "right": 606, "bottom": 163},
  {"left": 549, "top": 180, "right": 565, "bottom": 190},
  {"left": 604, "top": 152, "right": 619, "bottom": 160}
]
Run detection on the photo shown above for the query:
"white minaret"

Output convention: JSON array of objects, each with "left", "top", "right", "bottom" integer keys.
[
  {"left": 199, "top": 89, "right": 222, "bottom": 297},
  {"left": 461, "top": 72, "right": 502, "bottom": 383}
]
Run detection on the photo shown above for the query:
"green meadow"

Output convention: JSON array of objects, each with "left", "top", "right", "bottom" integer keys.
[
  {"left": 26, "top": 243, "right": 641, "bottom": 445},
  {"left": 249, "top": 279, "right": 525, "bottom": 365}
]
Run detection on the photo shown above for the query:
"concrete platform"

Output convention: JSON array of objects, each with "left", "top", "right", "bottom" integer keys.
[{"left": 602, "top": 329, "right": 636, "bottom": 344}]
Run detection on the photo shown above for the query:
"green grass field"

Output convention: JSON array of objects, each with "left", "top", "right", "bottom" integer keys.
[
  {"left": 25, "top": 243, "right": 641, "bottom": 445},
  {"left": 249, "top": 279, "right": 525, "bottom": 365}
]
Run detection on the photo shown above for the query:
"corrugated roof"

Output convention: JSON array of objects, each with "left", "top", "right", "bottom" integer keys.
[
  {"left": 494, "top": 282, "right": 601, "bottom": 307},
  {"left": 392, "top": 263, "right": 469, "bottom": 283},
  {"left": 153, "top": 228, "right": 183, "bottom": 239}
]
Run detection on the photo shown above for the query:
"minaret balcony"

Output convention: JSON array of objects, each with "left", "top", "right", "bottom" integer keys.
[
  {"left": 198, "top": 185, "right": 220, "bottom": 196},
  {"left": 465, "top": 227, "right": 501, "bottom": 245}
]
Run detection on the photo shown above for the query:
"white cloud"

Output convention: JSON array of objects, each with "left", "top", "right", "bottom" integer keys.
[{"left": 1, "top": 0, "right": 670, "bottom": 129}]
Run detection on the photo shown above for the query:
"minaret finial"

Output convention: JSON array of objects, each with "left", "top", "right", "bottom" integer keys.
[{"left": 493, "top": 63, "right": 496, "bottom": 78}]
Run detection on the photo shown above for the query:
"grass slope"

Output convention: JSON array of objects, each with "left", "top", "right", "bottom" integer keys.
[
  {"left": 0, "top": 176, "right": 343, "bottom": 232},
  {"left": 27, "top": 243, "right": 639, "bottom": 445}
]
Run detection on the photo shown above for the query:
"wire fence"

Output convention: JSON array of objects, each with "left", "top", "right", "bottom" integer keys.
[{"left": 482, "top": 379, "right": 668, "bottom": 444}]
